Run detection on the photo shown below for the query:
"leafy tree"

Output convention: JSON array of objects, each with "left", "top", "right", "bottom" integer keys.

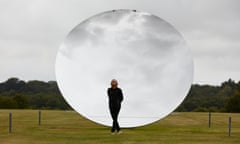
[
  {"left": 226, "top": 83, "right": 240, "bottom": 112},
  {"left": 0, "top": 96, "right": 18, "bottom": 109},
  {"left": 226, "top": 92, "right": 240, "bottom": 112},
  {"left": 13, "top": 94, "right": 29, "bottom": 109}
]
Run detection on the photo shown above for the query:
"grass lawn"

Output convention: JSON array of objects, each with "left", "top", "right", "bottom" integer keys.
[{"left": 0, "top": 110, "right": 239, "bottom": 144}]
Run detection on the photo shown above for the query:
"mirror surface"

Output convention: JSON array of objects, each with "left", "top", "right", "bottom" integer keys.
[{"left": 55, "top": 9, "right": 193, "bottom": 127}]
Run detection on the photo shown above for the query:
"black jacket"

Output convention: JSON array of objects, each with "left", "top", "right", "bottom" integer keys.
[{"left": 107, "top": 88, "right": 123, "bottom": 104}]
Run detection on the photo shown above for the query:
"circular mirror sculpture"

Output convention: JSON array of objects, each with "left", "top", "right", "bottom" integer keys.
[{"left": 55, "top": 9, "right": 193, "bottom": 127}]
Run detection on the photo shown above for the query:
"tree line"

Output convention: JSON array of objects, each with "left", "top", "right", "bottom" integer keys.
[
  {"left": 0, "top": 78, "right": 71, "bottom": 110},
  {"left": 176, "top": 79, "right": 240, "bottom": 112},
  {"left": 0, "top": 77, "right": 239, "bottom": 112}
]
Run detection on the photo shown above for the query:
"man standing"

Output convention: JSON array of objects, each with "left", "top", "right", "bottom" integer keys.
[{"left": 107, "top": 79, "right": 123, "bottom": 134}]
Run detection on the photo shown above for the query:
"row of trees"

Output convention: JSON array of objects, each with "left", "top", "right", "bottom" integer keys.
[
  {"left": 0, "top": 78, "right": 71, "bottom": 109},
  {"left": 176, "top": 79, "right": 240, "bottom": 112},
  {"left": 0, "top": 77, "right": 240, "bottom": 112}
]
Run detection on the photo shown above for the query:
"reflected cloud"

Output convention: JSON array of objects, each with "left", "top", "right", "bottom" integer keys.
[{"left": 56, "top": 10, "right": 193, "bottom": 127}]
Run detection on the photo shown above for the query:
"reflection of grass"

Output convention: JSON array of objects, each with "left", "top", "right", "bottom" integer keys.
[{"left": 0, "top": 110, "right": 239, "bottom": 144}]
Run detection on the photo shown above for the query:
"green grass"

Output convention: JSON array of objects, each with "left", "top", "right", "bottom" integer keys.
[{"left": 0, "top": 110, "right": 239, "bottom": 144}]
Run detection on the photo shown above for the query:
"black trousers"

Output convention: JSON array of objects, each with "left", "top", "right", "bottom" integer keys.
[{"left": 109, "top": 102, "right": 121, "bottom": 132}]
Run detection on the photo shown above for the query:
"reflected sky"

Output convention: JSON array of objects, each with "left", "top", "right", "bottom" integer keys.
[{"left": 55, "top": 9, "right": 193, "bottom": 127}]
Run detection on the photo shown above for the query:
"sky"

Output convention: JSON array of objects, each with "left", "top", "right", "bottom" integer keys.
[
  {"left": 55, "top": 10, "right": 193, "bottom": 127},
  {"left": 0, "top": 0, "right": 240, "bottom": 85}
]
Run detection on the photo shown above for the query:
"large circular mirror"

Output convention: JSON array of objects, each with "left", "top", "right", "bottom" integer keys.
[{"left": 55, "top": 9, "right": 193, "bottom": 127}]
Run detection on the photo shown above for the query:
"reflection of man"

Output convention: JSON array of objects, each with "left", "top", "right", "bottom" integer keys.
[{"left": 107, "top": 79, "right": 123, "bottom": 134}]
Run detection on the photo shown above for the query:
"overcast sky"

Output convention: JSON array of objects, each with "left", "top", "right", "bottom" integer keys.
[{"left": 0, "top": 0, "right": 240, "bottom": 85}]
